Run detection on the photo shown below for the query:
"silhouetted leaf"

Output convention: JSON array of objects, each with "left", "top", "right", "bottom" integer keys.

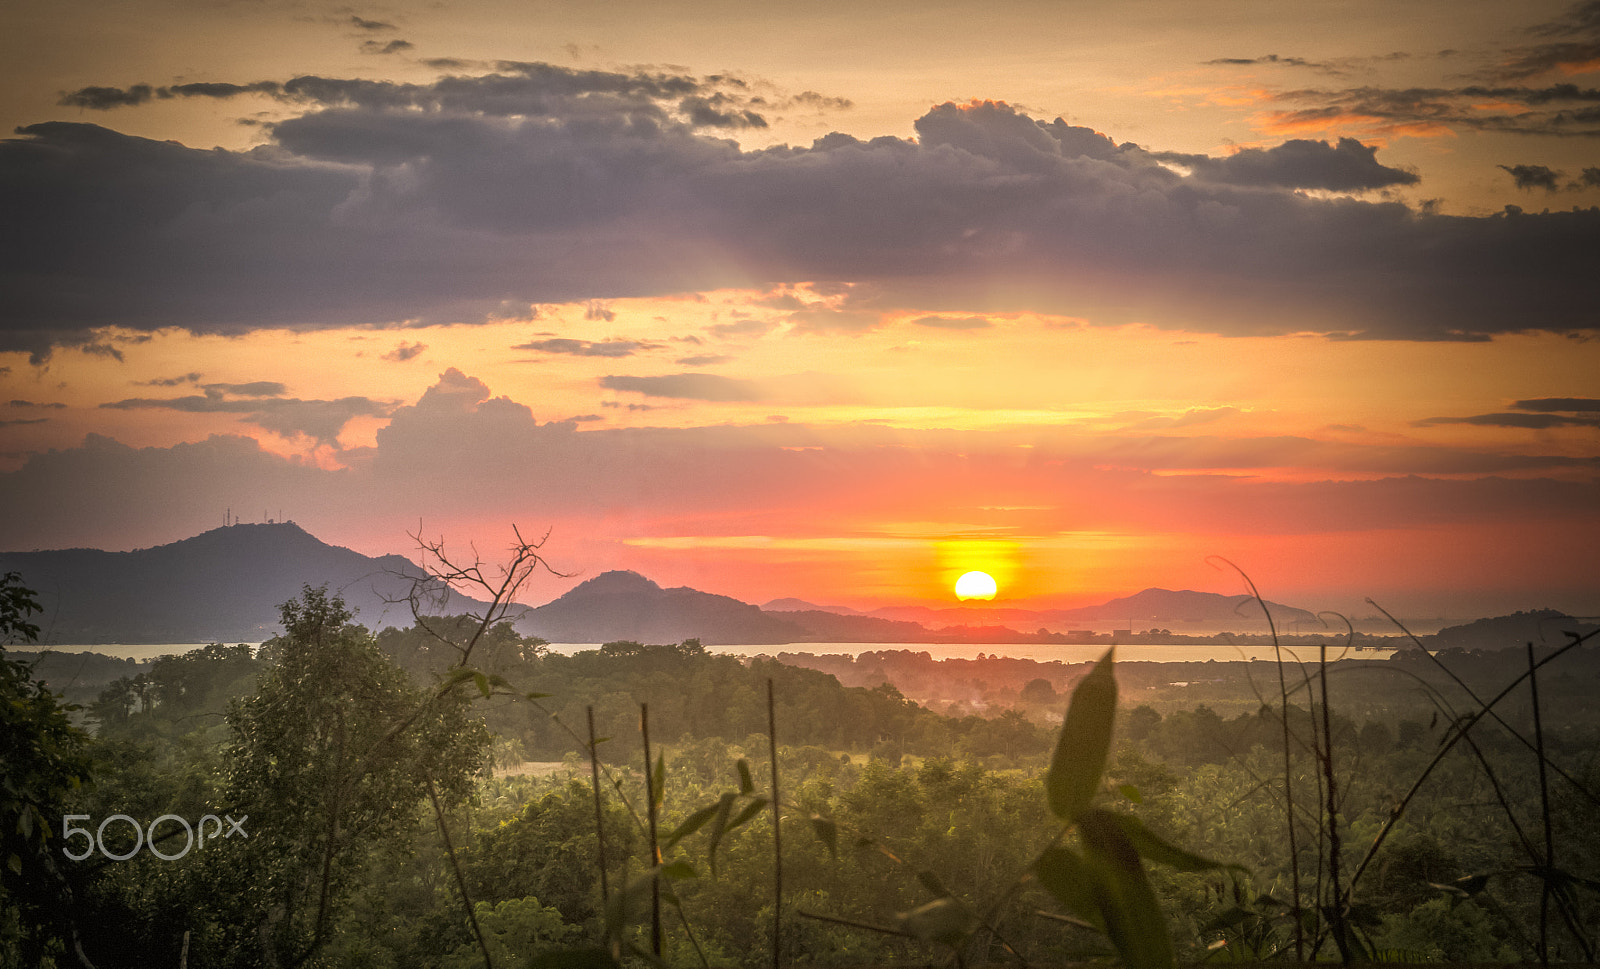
[
  {"left": 1034, "top": 845, "right": 1106, "bottom": 932},
  {"left": 809, "top": 816, "right": 839, "bottom": 858},
  {"left": 1047, "top": 648, "right": 1117, "bottom": 821},
  {"left": 704, "top": 792, "right": 737, "bottom": 877},
  {"left": 736, "top": 758, "right": 755, "bottom": 794},
  {"left": 1111, "top": 812, "right": 1245, "bottom": 873},
  {"left": 727, "top": 797, "right": 767, "bottom": 833},
  {"left": 1079, "top": 808, "right": 1176, "bottom": 969},
  {"left": 665, "top": 802, "right": 721, "bottom": 851}
]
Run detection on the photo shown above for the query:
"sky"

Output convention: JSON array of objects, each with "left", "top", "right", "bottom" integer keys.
[{"left": 2, "top": 0, "right": 1597, "bottom": 620}]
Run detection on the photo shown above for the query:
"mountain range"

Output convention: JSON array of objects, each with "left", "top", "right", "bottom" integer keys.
[
  {"left": 0, "top": 523, "right": 487, "bottom": 644},
  {"left": 6, "top": 523, "right": 1578, "bottom": 649}
]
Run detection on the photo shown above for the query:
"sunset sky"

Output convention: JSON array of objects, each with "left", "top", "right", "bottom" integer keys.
[{"left": 2, "top": 0, "right": 1597, "bottom": 619}]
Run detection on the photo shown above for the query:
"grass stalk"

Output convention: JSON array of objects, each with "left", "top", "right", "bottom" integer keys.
[
  {"left": 641, "top": 702, "right": 662, "bottom": 958},
  {"left": 767, "top": 678, "right": 783, "bottom": 969},
  {"left": 587, "top": 705, "right": 610, "bottom": 907}
]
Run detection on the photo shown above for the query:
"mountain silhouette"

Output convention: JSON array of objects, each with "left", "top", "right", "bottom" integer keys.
[
  {"left": 0, "top": 522, "right": 485, "bottom": 644},
  {"left": 2, "top": 524, "right": 1330, "bottom": 646},
  {"left": 517, "top": 570, "right": 809, "bottom": 645}
]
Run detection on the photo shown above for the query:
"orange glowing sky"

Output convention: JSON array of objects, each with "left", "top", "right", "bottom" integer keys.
[{"left": 2, "top": 0, "right": 1597, "bottom": 619}]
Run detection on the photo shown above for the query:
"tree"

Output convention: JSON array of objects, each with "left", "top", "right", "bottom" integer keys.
[
  {"left": 206, "top": 586, "right": 489, "bottom": 967},
  {"left": 0, "top": 572, "right": 95, "bottom": 966}
]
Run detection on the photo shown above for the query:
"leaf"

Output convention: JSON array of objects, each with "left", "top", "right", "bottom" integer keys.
[
  {"left": 1034, "top": 845, "right": 1107, "bottom": 933},
  {"left": 726, "top": 797, "right": 768, "bottom": 834},
  {"left": 704, "top": 792, "right": 738, "bottom": 877},
  {"left": 736, "top": 758, "right": 755, "bottom": 794},
  {"left": 1077, "top": 808, "right": 1176, "bottom": 969},
  {"left": 1047, "top": 648, "right": 1117, "bottom": 821},
  {"left": 665, "top": 802, "right": 722, "bottom": 851},
  {"left": 526, "top": 691, "right": 553, "bottom": 700},
  {"left": 659, "top": 860, "right": 698, "bottom": 880},
  {"left": 1110, "top": 812, "right": 1245, "bottom": 874},
  {"left": 809, "top": 816, "right": 839, "bottom": 859},
  {"left": 1118, "top": 784, "right": 1143, "bottom": 804},
  {"left": 472, "top": 670, "right": 490, "bottom": 697}
]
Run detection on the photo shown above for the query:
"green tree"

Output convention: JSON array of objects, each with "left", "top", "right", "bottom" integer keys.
[
  {"left": 0, "top": 572, "right": 95, "bottom": 967},
  {"left": 204, "top": 586, "right": 490, "bottom": 967},
  {"left": 441, "top": 896, "right": 582, "bottom": 969}
]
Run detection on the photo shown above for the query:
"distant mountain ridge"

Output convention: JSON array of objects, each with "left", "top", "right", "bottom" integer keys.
[
  {"left": 517, "top": 571, "right": 808, "bottom": 644},
  {"left": 0, "top": 523, "right": 1429, "bottom": 646},
  {"left": 861, "top": 587, "right": 1317, "bottom": 629},
  {"left": 0, "top": 523, "right": 489, "bottom": 644},
  {"left": 1424, "top": 609, "right": 1598, "bottom": 651}
]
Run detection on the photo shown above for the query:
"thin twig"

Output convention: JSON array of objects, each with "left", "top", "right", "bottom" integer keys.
[{"left": 1528, "top": 643, "right": 1552, "bottom": 969}]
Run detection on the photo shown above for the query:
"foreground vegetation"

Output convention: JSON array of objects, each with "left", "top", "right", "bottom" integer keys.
[{"left": 4, "top": 561, "right": 1598, "bottom": 967}]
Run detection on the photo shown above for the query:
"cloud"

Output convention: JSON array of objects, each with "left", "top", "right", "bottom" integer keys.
[
  {"left": 600, "top": 372, "right": 766, "bottom": 401},
  {"left": 911, "top": 315, "right": 992, "bottom": 330},
  {"left": 1500, "top": 163, "right": 1563, "bottom": 190},
  {"left": 1120, "top": 407, "right": 1241, "bottom": 430},
  {"left": 350, "top": 15, "right": 396, "bottom": 31},
  {"left": 205, "top": 381, "right": 287, "bottom": 397},
  {"left": 1416, "top": 412, "right": 1600, "bottom": 428},
  {"left": 140, "top": 372, "right": 203, "bottom": 387},
  {"left": 675, "top": 354, "right": 733, "bottom": 366},
  {"left": 99, "top": 384, "right": 388, "bottom": 444},
  {"left": 1205, "top": 53, "right": 1341, "bottom": 74},
  {"left": 5, "top": 73, "right": 1599, "bottom": 352},
  {"left": 1516, "top": 396, "right": 1600, "bottom": 411},
  {"left": 1494, "top": 0, "right": 1600, "bottom": 79},
  {"left": 1154, "top": 138, "right": 1419, "bottom": 191},
  {"left": 57, "top": 85, "right": 155, "bottom": 109},
  {"left": 785, "top": 307, "right": 882, "bottom": 334},
  {"left": 1265, "top": 83, "right": 1600, "bottom": 139},
  {"left": 382, "top": 341, "right": 427, "bottom": 362},
  {"left": 361, "top": 40, "right": 414, "bottom": 55},
  {"left": 678, "top": 94, "right": 767, "bottom": 129},
  {"left": 514, "top": 338, "right": 661, "bottom": 357},
  {"left": 709, "top": 319, "right": 774, "bottom": 339},
  {"left": 7, "top": 399, "right": 66, "bottom": 409}
]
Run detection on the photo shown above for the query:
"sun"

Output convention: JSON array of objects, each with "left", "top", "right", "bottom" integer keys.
[{"left": 954, "top": 570, "right": 998, "bottom": 600}]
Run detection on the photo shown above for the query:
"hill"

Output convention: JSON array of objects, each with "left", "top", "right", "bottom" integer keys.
[
  {"left": 1424, "top": 609, "right": 1599, "bottom": 651},
  {"left": 0, "top": 523, "right": 489, "bottom": 644},
  {"left": 517, "top": 570, "right": 809, "bottom": 645}
]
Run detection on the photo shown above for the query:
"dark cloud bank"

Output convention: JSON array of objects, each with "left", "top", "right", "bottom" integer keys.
[{"left": 5, "top": 62, "right": 1598, "bottom": 358}]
